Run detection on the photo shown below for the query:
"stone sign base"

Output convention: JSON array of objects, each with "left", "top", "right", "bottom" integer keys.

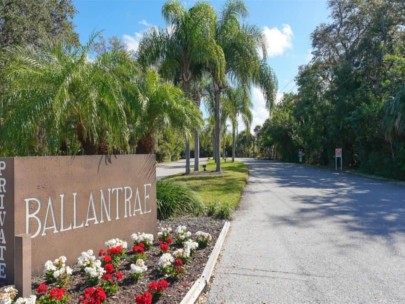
[{"left": 0, "top": 154, "right": 157, "bottom": 291}]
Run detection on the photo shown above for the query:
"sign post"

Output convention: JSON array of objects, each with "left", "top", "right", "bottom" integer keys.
[
  {"left": 298, "top": 150, "right": 304, "bottom": 163},
  {"left": 335, "top": 148, "right": 342, "bottom": 170}
]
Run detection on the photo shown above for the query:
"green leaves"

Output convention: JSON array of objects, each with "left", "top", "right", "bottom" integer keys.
[{"left": 0, "top": 37, "right": 140, "bottom": 155}]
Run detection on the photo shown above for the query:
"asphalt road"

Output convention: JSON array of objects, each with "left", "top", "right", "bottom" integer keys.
[
  {"left": 206, "top": 159, "right": 405, "bottom": 304},
  {"left": 156, "top": 158, "right": 208, "bottom": 180}
]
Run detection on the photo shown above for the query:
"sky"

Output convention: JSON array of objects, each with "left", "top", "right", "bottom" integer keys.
[{"left": 73, "top": 0, "right": 331, "bottom": 130}]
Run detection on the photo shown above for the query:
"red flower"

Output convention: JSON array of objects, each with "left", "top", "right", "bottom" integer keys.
[
  {"left": 132, "top": 245, "right": 145, "bottom": 254},
  {"left": 104, "top": 263, "right": 114, "bottom": 274},
  {"left": 79, "top": 287, "right": 107, "bottom": 304},
  {"left": 98, "top": 249, "right": 105, "bottom": 257},
  {"left": 166, "top": 237, "right": 172, "bottom": 244},
  {"left": 135, "top": 291, "right": 153, "bottom": 304},
  {"left": 37, "top": 282, "right": 48, "bottom": 294},
  {"left": 102, "top": 273, "right": 112, "bottom": 281},
  {"left": 174, "top": 258, "right": 183, "bottom": 266},
  {"left": 107, "top": 246, "right": 123, "bottom": 255},
  {"left": 148, "top": 279, "right": 169, "bottom": 293},
  {"left": 115, "top": 271, "right": 123, "bottom": 280},
  {"left": 160, "top": 243, "right": 169, "bottom": 252},
  {"left": 157, "top": 279, "right": 169, "bottom": 291},
  {"left": 49, "top": 287, "right": 65, "bottom": 300},
  {"left": 148, "top": 281, "right": 158, "bottom": 292},
  {"left": 103, "top": 255, "right": 112, "bottom": 263}
]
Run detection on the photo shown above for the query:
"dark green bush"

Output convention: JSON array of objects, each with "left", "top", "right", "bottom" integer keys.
[{"left": 157, "top": 179, "right": 205, "bottom": 219}]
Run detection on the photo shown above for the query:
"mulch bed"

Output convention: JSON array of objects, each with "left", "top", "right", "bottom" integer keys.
[{"left": 30, "top": 216, "right": 225, "bottom": 303}]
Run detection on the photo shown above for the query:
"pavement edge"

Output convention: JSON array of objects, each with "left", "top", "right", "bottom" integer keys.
[{"left": 180, "top": 221, "right": 231, "bottom": 304}]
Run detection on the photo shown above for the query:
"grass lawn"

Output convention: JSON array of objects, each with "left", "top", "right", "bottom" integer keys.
[{"left": 167, "top": 160, "right": 249, "bottom": 211}]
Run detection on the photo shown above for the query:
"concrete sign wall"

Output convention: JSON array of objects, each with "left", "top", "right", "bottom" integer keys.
[{"left": 0, "top": 154, "right": 157, "bottom": 284}]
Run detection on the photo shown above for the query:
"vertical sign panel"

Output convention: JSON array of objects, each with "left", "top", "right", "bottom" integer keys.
[{"left": 0, "top": 158, "right": 15, "bottom": 283}]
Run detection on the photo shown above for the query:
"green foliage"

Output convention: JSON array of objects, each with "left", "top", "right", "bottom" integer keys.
[
  {"left": 0, "top": 0, "right": 79, "bottom": 50},
  {"left": 206, "top": 202, "right": 233, "bottom": 220},
  {"left": 257, "top": 0, "right": 405, "bottom": 179},
  {"left": 134, "top": 69, "right": 203, "bottom": 154},
  {"left": 168, "top": 160, "right": 248, "bottom": 217},
  {"left": 156, "top": 179, "right": 205, "bottom": 219},
  {"left": 0, "top": 34, "right": 202, "bottom": 157},
  {"left": 0, "top": 37, "right": 138, "bottom": 155}
]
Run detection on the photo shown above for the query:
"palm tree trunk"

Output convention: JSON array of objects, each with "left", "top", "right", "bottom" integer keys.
[
  {"left": 185, "top": 138, "right": 191, "bottom": 175},
  {"left": 214, "top": 89, "right": 221, "bottom": 172},
  {"left": 76, "top": 123, "right": 97, "bottom": 155},
  {"left": 212, "top": 131, "right": 216, "bottom": 163},
  {"left": 136, "top": 132, "right": 154, "bottom": 154},
  {"left": 232, "top": 126, "right": 236, "bottom": 162},
  {"left": 194, "top": 129, "right": 200, "bottom": 172}
]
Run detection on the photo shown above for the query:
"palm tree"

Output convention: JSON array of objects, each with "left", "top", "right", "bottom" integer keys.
[
  {"left": 223, "top": 86, "right": 252, "bottom": 162},
  {"left": 0, "top": 37, "right": 139, "bottom": 156},
  {"left": 138, "top": 0, "right": 225, "bottom": 174},
  {"left": 211, "top": 0, "right": 277, "bottom": 171},
  {"left": 134, "top": 69, "right": 203, "bottom": 154}
]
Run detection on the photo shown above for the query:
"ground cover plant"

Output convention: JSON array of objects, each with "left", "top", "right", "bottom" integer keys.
[
  {"left": 156, "top": 180, "right": 205, "bottom": 220},
  {"left": 0, "top": 217, "right": 224, "bottom": 304}
]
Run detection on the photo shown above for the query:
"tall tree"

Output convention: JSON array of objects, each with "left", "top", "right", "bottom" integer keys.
[
  {"left": 257, "top": 0, "right": 405, "bottom": 179},
  {"left": 222, "top": 86, "right": 252, "bottom": 162},
  {"left": 138, "top": 0, "right": 225, "bottom": 174},
  {"left": 212, "top": 0, "right": 277, "bottom": 172},
  {"left": 0, "top": 0, "right": 78, "bottom": 50}
]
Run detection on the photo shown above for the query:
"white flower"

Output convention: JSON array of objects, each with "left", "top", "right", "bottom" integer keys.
[
  {"left": 131, "top": 232, "right": 154, "bottom": 246},
  {"left": 158, "top": 253, "right": 174, "bottom": 268},
  {"left": 14, "top": 295, "right": 36, "bottom": 304},
  {"left": 94, "top": 260, "right": 102, "bottom": 267},
  {"left": 184, "top": 240, "right": 198, "bottom": 251},
  {"left": 175, "top": 226, "right": 192, "bottom": 242},
  {"left": 57, "top": 256, "right": 67, "bottom": 264},
  {"left": 183, "top": 239, "right": 198, "bottom": 257},
  {"left": 77, "top": 249, "right": 97, "bottom": 268},
  {"left": 172, "top": 249, "right": 184, "bottom": 258},
  {"left": 0, "top": 286, "right": 18, "bottom": 303},
  {"left": 104, "top": 238, "right": 128, "bottom": 249},
  {"left": 85, "top": 262, "right": 105, "bottom": 279},
  {"left": 66, "top": 266, "right": 73, "bottom": 275},
  {"left": 175, "top": 225, "right": 187, "bottom": 234},
  {"left": 53, "top": 270, "right": 60, "bottom": 278},
  {"left": 158, "top": 227, "right": 172, "bottom": 238},
  {"left": 130, "top": 259, "right": 147, "bottom": 274},
  {"left": 44, "top": 260, "right": 56, "bottom": 273},
  {"left": 195, "top": 231, "right": 212, "bottom": 242}
]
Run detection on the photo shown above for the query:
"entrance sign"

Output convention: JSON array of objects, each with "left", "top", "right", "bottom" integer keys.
[
  {"left": 0, "top": 155, "right": 156, "bottom": 284},
  {"left": 335, "top": 148, "right": 342, "bottom": 170}
]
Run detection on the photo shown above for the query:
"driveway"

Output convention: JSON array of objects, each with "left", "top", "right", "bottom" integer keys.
[{"left": 206, "top": 159, "right": 405, "bottom": 303}]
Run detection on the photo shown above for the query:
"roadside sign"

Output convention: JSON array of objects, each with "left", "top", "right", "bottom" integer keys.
[{"left": 335, "top": 148, "right": 342, "bottom": 170}]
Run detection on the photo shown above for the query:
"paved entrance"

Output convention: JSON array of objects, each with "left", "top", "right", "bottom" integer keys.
[{"left": 207, "top": 160, "right": 405, "bottom": 303}]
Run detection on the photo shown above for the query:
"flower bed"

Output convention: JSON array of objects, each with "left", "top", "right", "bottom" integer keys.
[{"left": 2, "top": 217, "right": 224, "bottom": 304}]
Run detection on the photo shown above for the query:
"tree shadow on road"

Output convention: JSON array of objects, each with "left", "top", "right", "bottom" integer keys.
[{"left": 245, "top": 161, "right": 405, "bottom": 238}]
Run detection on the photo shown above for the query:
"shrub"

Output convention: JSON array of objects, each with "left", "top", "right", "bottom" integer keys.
[
  {"left": 214, "top": 202, "right": 233, "bottom": 220},
  {"left": 157, "top": 180, "right": 205, "bottom": 219},
  {"left": 206, "top": 202, "right": 233, "bottom": 220}
]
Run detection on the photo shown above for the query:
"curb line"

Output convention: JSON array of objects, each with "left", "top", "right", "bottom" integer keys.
[{"left": 180, "top": 221, "right": 231, "bottom": 304}]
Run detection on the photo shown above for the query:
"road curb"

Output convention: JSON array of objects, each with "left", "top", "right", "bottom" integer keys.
[{"left": 180, "top": 221, "right": 231, "bottom": 304}]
